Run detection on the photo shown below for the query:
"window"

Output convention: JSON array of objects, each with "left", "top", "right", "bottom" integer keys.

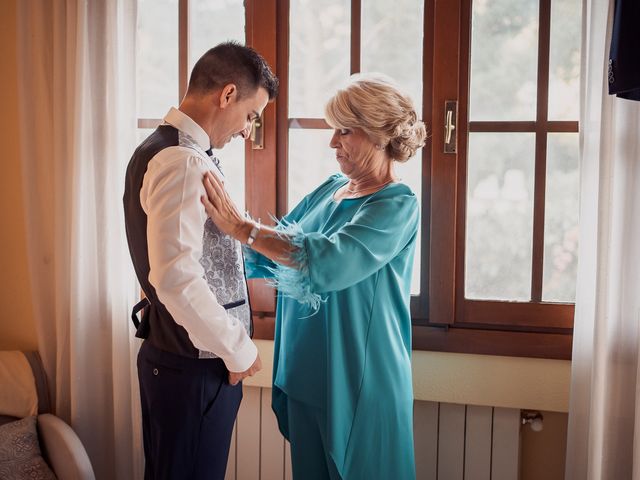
[
  {"left": 413, "top": 0, "right": 580, "bottom": 359},
  {"left": 136, "top": 0, "right": 246, "bottom": 209},
  {"left": 135, "top": 0, "right": 279, "bottom": 337},
  {"left": 136, "top": 0, "right": 582, "bottom": 359},
  {"left": 285, "top": 0, "right": 425, "bottom": 297}
]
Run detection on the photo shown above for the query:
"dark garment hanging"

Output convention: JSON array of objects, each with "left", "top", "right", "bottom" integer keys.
[{"left": 608, "top": 0, "right": 640, "bottom": 101}]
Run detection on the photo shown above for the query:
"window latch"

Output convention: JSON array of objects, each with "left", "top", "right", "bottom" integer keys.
[
  {"left": 250, "top": 113, "right": 264, "bottom": 150},
  {"left": 444, "top": 100, "right": 457, "bottom": 154}
]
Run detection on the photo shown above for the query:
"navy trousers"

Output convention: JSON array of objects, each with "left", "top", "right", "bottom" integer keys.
[{"left": 137, "top": 341, "right": 242, "bottom": 480}]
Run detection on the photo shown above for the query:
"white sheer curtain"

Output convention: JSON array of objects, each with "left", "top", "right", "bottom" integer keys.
[
  {"left": 17, "top": 1, "right": 143, "bottom": 478},
  {"left": 565, "top": 0, "right": 640, "bottom": 478}
]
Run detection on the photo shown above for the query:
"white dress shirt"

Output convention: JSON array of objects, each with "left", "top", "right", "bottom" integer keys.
[{"left": 140, "top": 107, "right": 257, "bottom": 372}]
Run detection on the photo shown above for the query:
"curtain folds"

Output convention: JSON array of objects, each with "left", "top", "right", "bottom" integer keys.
[
  {"left": 16, "top": 1, "right": 142, "bottom": 478},
  {"left": 565, "top": 0, "right": 640, "bottom": 478}
]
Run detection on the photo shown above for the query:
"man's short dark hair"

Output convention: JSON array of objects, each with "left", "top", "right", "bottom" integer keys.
[{"left": 187, "top": 41, "right": 278, "bottom": 100}]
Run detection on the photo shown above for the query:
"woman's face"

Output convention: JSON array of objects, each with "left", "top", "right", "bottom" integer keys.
[{"left": 329, "top": 127, "right": 379, "bottom": 178}]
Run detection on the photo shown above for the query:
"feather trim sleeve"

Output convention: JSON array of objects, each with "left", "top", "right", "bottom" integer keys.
[{"left": 265, "top": 220, "right": 324, "bottom": 311}]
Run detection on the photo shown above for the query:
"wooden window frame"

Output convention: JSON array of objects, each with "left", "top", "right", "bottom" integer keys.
[
  {"left": 135, "top": 0, "right": 280, "bottom": 336},
  {"left": 251, "top": 0, "right": 576, "bottom": 360},
  {"left": 414, "top": 0, "right": 575, "bottom": 360},
  {"left": 276, "top": 0, "right": 432, "bottom": 323},
  {"left": 137, "top": 0, "right": 577, "bottom": 360}
]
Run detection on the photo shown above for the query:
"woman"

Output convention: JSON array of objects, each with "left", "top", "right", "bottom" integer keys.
[{"left": 202, "top": 74, "right": 426, "bottom": 479}]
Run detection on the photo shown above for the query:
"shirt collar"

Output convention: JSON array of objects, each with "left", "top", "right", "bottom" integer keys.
[{"left": 163, "top": 107, "right": 211, "bottom": 152}]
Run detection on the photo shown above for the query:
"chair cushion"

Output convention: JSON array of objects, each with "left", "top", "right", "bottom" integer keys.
[
  {"left": 0, "top": 416, "right": 56, "bottom": 479},
  {"left": 0, "top": 415, "right": 19, "bottom": 427},
  {"left": 0, "top": 351, "right": 38, "bottom": 418}
]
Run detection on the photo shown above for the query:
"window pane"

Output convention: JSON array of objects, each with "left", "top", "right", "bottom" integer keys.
[
  {"left": 189, "top": 0, "right": 245, "bottom": 211},
  {"left": 361, "top": 0, "right": 424, "bottom": 295},
  {"left": 396, "top": 154, "right": 422, "bottom": 295},
  {"left": 287, "top": 129, "right": 338, "bottom": 210},
  {"left": 469, "top": 0, "right": 539, "bottom": 121},
  {"left": 289, "top": 0, "right": 350, "bottom": 118},
  {"left": 465, "top": 133, "right": 535, "bottom": 300},
  {"left": 137, "top": 128, "right": 155, "bottom": 146},
  {"left": 543, "top": 134, "right": 579, "bottom": 302},
  {"left": 361, "top": 0, "right": 424, "bottom": 111},
  {"left": 137, "top": 0, "right": 178, "bottom": 118},
  {"left": 548, "top": 0, "right": 581, "bottom": 120},
  {"left": 216, "top": 139, "right": 245, "bottom": 212},
  {"left": 189, "top": 0, "right": 245, "bottom": 72}
]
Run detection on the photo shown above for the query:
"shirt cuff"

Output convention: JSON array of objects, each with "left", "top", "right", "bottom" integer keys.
[{"left": 222, "top": 337, "right": 258, "bottom": 373}]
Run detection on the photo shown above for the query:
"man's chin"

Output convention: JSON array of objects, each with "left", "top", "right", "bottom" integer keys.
[{"left": 213, "top": 136, "right": 237, "bottom": 148}]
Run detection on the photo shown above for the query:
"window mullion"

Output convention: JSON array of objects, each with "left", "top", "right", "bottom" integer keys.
[
  {"left": 409, "top": 0, "right": 437, "bottom": 322},
  {"left": 138, "top": 118, "right": 162, "bottom": 129},
  {"left": 275, "top": 0, "right": 290, "bottom": 217},
  {"left": 350, "top": 0, "right": 361, "bottom": 74},
  {"left": 428, "top": 0, "right": 463, "bottom": 325},
  {"left": 531, "top": 0, "right": 552, "bottom": 302},
  {"left": 178, "top": 0, "right": 189, "bottom": 101},
  {"left": 245, "top": 0, "right": 279, "bottom": 317},
  {"left": 453, "top": 0, "right": 472, "bottom": 324}
]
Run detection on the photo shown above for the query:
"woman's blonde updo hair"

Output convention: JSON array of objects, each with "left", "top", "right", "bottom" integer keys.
[{"left": 324, "top": 73, "right": 427, "bottom": 162}]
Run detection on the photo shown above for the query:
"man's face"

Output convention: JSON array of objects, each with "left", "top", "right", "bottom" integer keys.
[{"left": 210, "top": 86, "right": 269, "bottom": 149}]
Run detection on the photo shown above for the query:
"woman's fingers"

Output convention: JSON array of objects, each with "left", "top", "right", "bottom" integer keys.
[
  {"left": 202, "top": 171, "right": 241, "bottom": 222},
  {"left": 205, "top": 171, "right": 226, "bottom": 198},
  {"left": 201, "top": 175, "right": 223, "bottom": 219},
  {"left": 203, "top": 174, "right": 221, "bottom": 202},
  {"left": 201, "top": 170, "right": 249, "bottom": 240},
  {"left": 200, "top": 194, "right": 214, "bottom": 213}
]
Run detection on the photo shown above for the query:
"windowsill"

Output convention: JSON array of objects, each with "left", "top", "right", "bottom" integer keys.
[{"left": 244, "top": 339, "right": 571, "bottom": 412}]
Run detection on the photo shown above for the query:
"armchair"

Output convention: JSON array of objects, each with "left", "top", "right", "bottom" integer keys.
[{"left": 0, "top": 351, "right": 95, "bottom": 480}]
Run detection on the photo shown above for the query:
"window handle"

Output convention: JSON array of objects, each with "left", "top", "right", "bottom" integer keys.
[
  {"left": 444, "top": 100, "right": 457, "bottom": 154},
  {"left": 250, "top": 113, "right": 264, "bottom": 150}
]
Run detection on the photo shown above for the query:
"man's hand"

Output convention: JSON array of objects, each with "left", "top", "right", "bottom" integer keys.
[{"left": 228, "top": 353, "right": 262, "bottom": 386}]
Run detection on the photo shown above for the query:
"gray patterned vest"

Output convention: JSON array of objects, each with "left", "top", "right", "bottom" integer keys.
[{"left": 124, "top": 125, "right": 252, "bottom": 359}]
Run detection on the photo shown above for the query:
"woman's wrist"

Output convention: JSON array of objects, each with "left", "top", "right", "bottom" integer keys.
[{"left": 240, "top": 220, "right": 261, "bottom": 245}]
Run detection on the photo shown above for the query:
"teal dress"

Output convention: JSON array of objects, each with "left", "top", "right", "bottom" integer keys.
[{"left": 245, "top": 174, "right": 419, "bottom": 479}]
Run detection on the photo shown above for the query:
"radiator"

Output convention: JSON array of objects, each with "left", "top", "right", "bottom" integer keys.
[{"left": 226, "top": 387, "right": 520, "bottom": 480}]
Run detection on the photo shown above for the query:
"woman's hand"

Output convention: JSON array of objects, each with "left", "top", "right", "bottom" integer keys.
[
  {"left": 203, "top": 171, "right": 300, "bottom": 266},
  {"left": 201, "top": 171, "right": 252, "bottom": 241}
]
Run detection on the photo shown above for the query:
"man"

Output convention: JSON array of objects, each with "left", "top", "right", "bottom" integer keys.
[{"left": 123, "top": 42, "right": 278, "bottom": 479}]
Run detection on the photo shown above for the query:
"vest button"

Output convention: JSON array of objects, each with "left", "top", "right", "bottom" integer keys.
[{"left": 153, "top": 368, "right": 159, "bottom": 376}]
